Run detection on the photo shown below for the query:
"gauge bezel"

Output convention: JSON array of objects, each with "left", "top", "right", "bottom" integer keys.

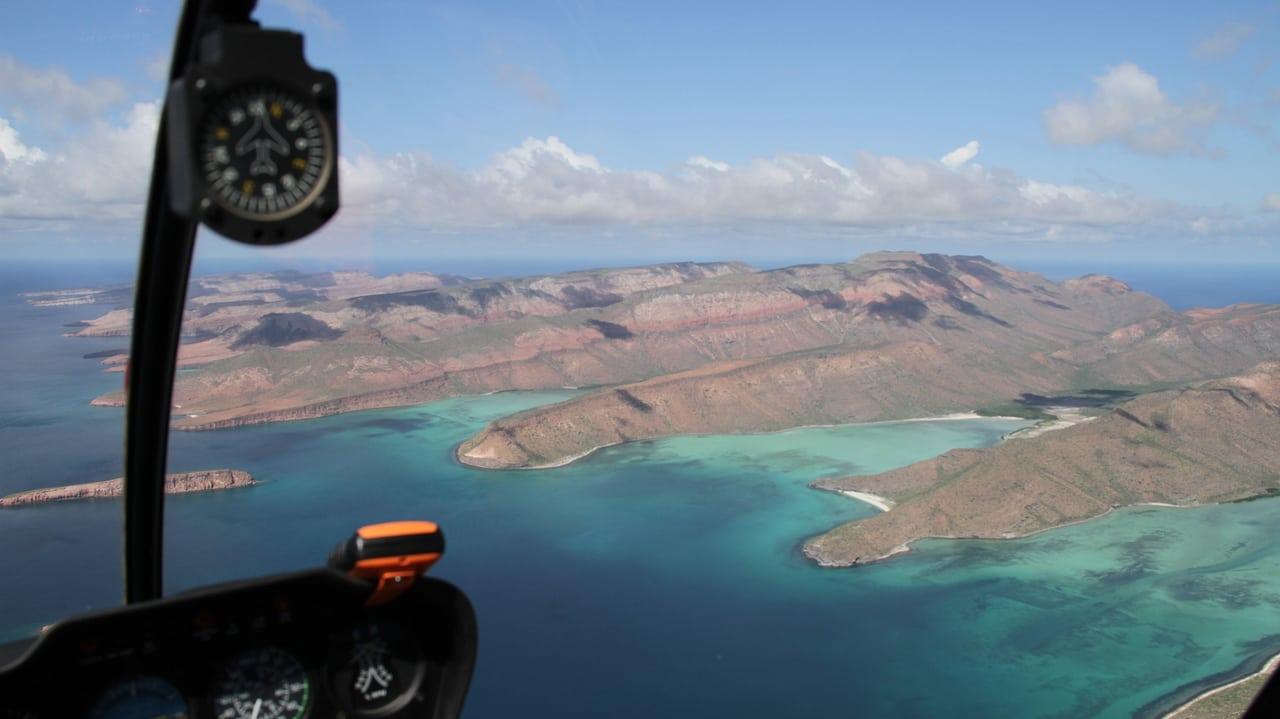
[
  {"left": 325, "top": 620, "right": 428, "bottom": 717},
  {"left": 196, "top": 82, "right": 335, "bottom": 224},
  {"left": 83, "top": 673, "right": 190, "bottom": 719},
  {"left": 165, "top": 26, "right": 340, "bottom": 245}
]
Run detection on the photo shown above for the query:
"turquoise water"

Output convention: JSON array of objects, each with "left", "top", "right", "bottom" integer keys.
[{"left": 4, "top": 265, "right": 1280, "bottom": 717}]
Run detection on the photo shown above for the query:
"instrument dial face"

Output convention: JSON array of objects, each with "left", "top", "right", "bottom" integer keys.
[
  {"left": 89, "top": 676, "right": 188, "bottom": 719},
  {"left": 329, "top": 622, "right": 425, "bottom": 716},
  {"left": 211, "top": 646, "right": 310, "bottom": 719},
  {"left": 199, "top": 84, "right": 333, "bottom": 221}
]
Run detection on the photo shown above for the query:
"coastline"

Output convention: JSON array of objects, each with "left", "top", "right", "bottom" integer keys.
[
  {"left": 838, "top": 489, "right": 894, "bottom": 512},
  {"left": 0, "top": 469, "right": 255, "bottom": 508},
  {"left": 1156, "top": 651, "right": 1280, "bottom": 719},
  {"left": 805, "top": 498, "right": 1251, "bottom": 569},
  {"left": 456, "top": 410, "right": 1029, "bottom": 470},
  {"left": 458, "top": 441, "right": 618, "bottom": 471},
  {"left": 1004, "top": 405, "right": 1099, "bottom": 440}
]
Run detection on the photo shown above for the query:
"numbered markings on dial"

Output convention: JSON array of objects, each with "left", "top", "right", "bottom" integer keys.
[
  {"left": 211, "top": 646, "right": 310, "bottom": 719},
  {"left": 199, "top": 85, "right": 331, "bottom": 221}
]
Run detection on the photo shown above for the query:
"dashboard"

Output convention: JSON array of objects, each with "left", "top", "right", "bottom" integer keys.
[{"left": 0, "top": 569, "right": 476, "bottom": 719}]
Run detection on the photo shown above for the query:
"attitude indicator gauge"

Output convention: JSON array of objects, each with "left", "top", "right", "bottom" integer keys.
[
  {"left": 199, "top": 85, "right": 332, "bottom": 223},
  {"left": 167, "top": 25, "right": 339, "bottom": 244},
  {"left": 328, "top": 622, "right": 426, "bottom": 716}
]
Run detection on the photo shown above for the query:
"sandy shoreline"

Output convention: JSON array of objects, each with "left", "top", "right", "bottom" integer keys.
[
  {"left": 807, "top": 498, "right": 1227, "bottom": 569},
  {"left": 457, "top": 410, "right": 1028, "bottom": 470},
  {"left": 1005, "top": 405, "right": 1099, "bottom": 440},
  {"left": 1161, "top": 651, "right": 1280, "bottom": 718},
  {"left": 838, "top": 489, "right": 894, "bottom": 512}
]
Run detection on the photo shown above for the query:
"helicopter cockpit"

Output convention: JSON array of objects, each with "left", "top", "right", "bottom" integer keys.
[
  {"left": 0, "top": 2, "right": 477, "bottom": 716},
  {"left": 3, "top": 2, "right": 1280, "bottom": 718}
]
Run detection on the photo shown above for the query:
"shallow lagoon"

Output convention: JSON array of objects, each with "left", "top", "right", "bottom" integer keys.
[{"left": 151, "top": 395, "right": 1280, "bottom": 718}]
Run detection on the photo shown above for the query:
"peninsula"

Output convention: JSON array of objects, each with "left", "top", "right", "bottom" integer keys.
[{"left": 802, "top": 362, "right": 1280, "bottom": 566}]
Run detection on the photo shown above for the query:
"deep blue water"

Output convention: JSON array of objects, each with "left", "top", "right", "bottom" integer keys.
[{"left": 2, "top": 260, "right": 1279, "bottom": 718}]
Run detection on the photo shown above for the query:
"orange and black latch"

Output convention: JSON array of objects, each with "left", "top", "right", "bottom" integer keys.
[{"left": 328, "top": 521, "right": 445, "bottom": 607}]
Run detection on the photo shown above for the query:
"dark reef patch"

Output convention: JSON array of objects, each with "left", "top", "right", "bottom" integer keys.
[
  {"left": 1167, "top": 576, "right": 1271, "bottom": 610},
  {"left": 354, "top": 416, "right": 436, "bottom": 434}
]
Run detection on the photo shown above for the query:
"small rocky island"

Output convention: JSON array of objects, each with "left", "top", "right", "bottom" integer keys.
[{"left": 0, "top": 469, "right": 254, "bottom": 508}]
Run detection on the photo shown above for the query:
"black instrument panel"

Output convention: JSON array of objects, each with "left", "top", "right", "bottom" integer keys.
[{"left": 0, "top": 570, "right": 476, "bottom": 719}]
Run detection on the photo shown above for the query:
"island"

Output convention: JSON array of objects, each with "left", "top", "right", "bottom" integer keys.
[{"left": 0, "top": 469, "right": 255, "bottom": 507}]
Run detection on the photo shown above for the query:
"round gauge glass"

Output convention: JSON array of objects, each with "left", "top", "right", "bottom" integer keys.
[
  {"left": 328, "top": 622, "right": 425, "bottom": 716},
  {"left": 88, "top": 676, "right": 188, "bottom": 719},
  {"left": 198, "top": 84, "right": 333, "bottom": 221},
  {"left": 211, "top": 646, "right": 310, "bottom": 719}
]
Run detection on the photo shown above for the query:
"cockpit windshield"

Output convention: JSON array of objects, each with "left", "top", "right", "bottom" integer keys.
[{"left": 3, "top": 2, "right": 1280, "bottom": 717}]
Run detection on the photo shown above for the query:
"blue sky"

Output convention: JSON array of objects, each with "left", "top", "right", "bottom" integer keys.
[{"left": 1, "top": 0, "right": 1278, "bottom": 267}]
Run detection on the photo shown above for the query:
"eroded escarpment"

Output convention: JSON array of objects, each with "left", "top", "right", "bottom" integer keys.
[
  {"left": 801, "top": 362, "right": 1280, "bottom": 567},
  {"left": 0, "top": 469, "right": 256, "bottom": 507},
  {"left": 456, "top": 255, "right": 1280, "bottom": 470}
]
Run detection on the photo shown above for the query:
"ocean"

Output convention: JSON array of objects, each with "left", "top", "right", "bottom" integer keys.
[{"left": 1, "top": 259, "right": 1279, "bottom": 718}]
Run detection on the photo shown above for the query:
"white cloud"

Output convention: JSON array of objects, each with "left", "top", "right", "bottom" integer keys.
[
  {"left": 1264, "top": 193, "right": 1280, "bottom": 212},
  {"left": 1043, "top": 63, "right": 1218, "bottom": 155},
  {"left": 334, "top": 136, "right": 1148, "bottom": 234},
  {"left": 0, "top": 118, "right": 45, "bottom": 162},
  {"left": 1193, "top": 21, "right": 1255, "bottom": 59},
  {"left": 0, "top": 102, "right": 158, "bottom": 222},
  {"left": 940, "top": 140, "right": 980, "bottom": 168},
  {"left": 0, "top": 55, "right": 128, "bottom": 124},
  {"left": 264, "top": 0, "right": 341, "bottom": 31},
  {"left": 686, "top": 155, "right": 729, "bottom": 172}
]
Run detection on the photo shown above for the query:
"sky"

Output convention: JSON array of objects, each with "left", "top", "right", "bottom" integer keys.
[{"left": 1, "top": 0, "right": 1279, "bottom": 268}]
